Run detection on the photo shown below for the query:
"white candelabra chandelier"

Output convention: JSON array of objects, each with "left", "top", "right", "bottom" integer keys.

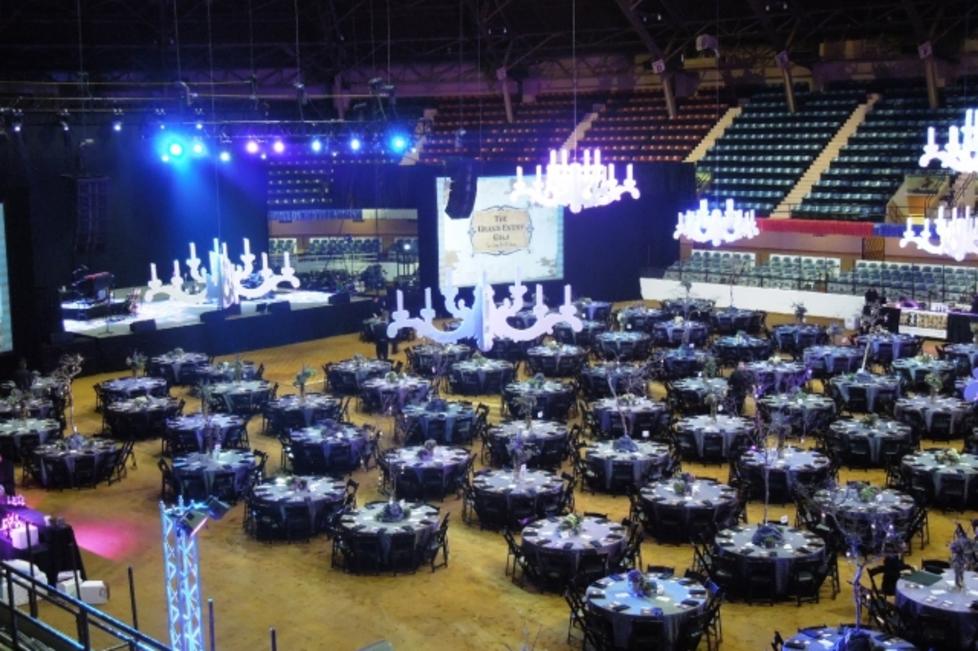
[
  {"left": 387, "top": 271, "right": 583, "bottom": 351},
  {"left": 920, "top": 108, "right": 978, "bottom": 173},
  {"left": 900, "top": 205, "right": 978, "bottom": 262},
  {"left": 674, "top": 198, "right": 760, "bottom": 246},
  {"left": 145, "top": 238, "right": 300, "bottom": 305},
  {"left": 511, "top": 148, "right": 640, "bottom": 213}
]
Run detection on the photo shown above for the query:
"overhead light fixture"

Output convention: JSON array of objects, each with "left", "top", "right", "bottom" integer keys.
[
  {"left": 674, "top": 198, "right": 760, "bottom": 246},
  {"left": 511, "top": 148, "right": 640, "bottom": 213},
  {"left": 272, "top": 139, "right": 285, "bottom": 154},
  {"left": 245, "top": 139, "right": 260, "bottom": 154},
  {"left": 310, "top": 138, "right": 323, "bottom": 153},
  {"left": 900, "top": 205, "right": 978, "bottom": 261},
  {"left": 920, "top": 108, "right": 978, "bottom": 173}
]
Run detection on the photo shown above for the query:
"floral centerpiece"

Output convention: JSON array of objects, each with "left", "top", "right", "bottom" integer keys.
[
  {"left": 293, "top": 365, "right": 316, "bottom": 399},
  {"left": 924, "top": 371, "right": 944, "bottom": 399},
  {"left": 857, "top": 485, "right": 880, "bottom": 503},
  {"left": 199, "top": 382, "right": 213, "bottom": 418},
  {"left": 418, "top": 439, "right": 437, "bottom": 459},
  {"left": 507, "top": 432, "right": 536, "bottom": 471},
  {"left": 384, "top": 370, "right": 399, "bottom": 383},
  {"left": 672, "top": 472, "right": 695, "bottom": 496},
  {"left": 52, "top": 353, "right": 84, "bottom": 434},
  {"left": 862, "top": 413, "right": 879, "bottom": 427},
  {"left": 613, "top": 434, "right": 638, "bottom": 453},
  {"left": 792, "top": 302, "right": 807, "bottom": 324},
  {"left": 936, "top": 448, "right": 961, "bottom": 465},
  {"left": 377, "top": 498, "right": 409, "bottom": 522},
  {"left": 704, "top": 389, "right": 722, "bottom": 421},
  {"left": 559, "top": 513, "right": 583, "bottom": 534},
  {"left": 616, "top": 393, "right": 637, "bottom": 406},
  {"left": 626, "top": 569, "right": 657, "bottom": 597},
  {"left": 752, "top": 523, "right": 785, "bottom": 549},
  {"left": 285, "top": 475, "right": 309, "bottom": 491},
  {"left": 125, "top": 351, "right": 147, "bottom": 377},
  {"left": 171, "top": 347, "right": 185, "bottom": 356},
  {"left": 702, "top": 355, "right": 718, "bottom": 378},
  {"left": 231, "top": 356, "right": 245, "bottom": 382}
]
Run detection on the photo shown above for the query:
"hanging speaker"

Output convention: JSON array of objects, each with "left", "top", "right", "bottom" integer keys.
[{"left": 445, "top": 159, "right": 478, "bottom": 219}]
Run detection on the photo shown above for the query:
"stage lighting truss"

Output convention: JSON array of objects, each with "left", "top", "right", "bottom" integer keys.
[
  {"left": 673, "top": 198, "right": 759, "bottom": 247},
  {"left": 386, "top": 270, "right": 582, "bottom": 352},
  {"left": 511, "top": 148, "right": 640, "bottom": 214},
  {"left": 920, "top": 108, "right": 978, "bottom": 174},
  {"left": 144, "top": 238, "right": 300, "bottom": 305},
  {"left": 900, "top": 204, "right": 978, "bottom": 262}
]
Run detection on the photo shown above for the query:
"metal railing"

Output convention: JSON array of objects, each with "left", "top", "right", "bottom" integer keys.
[{"left": 0, "top": 563, "right": 169, "bottom": 651}]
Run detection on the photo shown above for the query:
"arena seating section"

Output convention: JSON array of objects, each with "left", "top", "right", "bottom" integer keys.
[
  {"left": 827, "top": 260, "right": 978, "bottom": 302},
  {"left": 697, "top": 87, "right": 864, "bottom": 217}
]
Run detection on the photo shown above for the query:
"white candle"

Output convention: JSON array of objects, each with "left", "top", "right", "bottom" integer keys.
[
  {"left": 283, "top": 251, "right": 290, "bottom": 268},
  {"left": 396, "top": 290, "right": 404, "bottom": 312},
  {"left": 536, "top": 284, "right": 543, "bottom": 305},
  {"left": 150, "top": 263, "right": 158, "bottom": 281},
  {"left": 189, "top": 242, "right": 197, "bottom": 259},
  {"left": 563, "top": 285, "right": 571, "bottom": 305},
  {"left": 261, "top": 252, "right": 268, "bottom": 270},
  {"left": 222, "top": 243, "right": 228, "bottom": 259},
  {"left": 243, "top": 238, "right": 250, "bottom": 255},
  {"left": 213, "top": 238, "right": 219, "bottom": 253},
  {"left": 424, "top": 287, "right": 432, "bottom": 310},
  {"left": 173, "top": 260, "right": 180, "bottom": 277}
]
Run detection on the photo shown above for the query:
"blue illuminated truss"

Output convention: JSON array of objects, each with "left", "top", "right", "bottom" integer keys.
[{"left": 160, "top": 499, "right": 205, "bottom": 651}]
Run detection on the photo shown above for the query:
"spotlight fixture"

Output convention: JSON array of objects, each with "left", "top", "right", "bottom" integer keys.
[
  {"left": 60, "top": 120, "right": 70, "bottom": 132},
  {"left": 245, "top": 139, "right": 260, "bottom": 154},
  {"left": 168, "top": 142, "right": 184, "bottom": 157},
  {"left": 310, "top": 138, "right": 323, "bottom": 153},
  {"left": 388, "top": 132, "right": 409, "bottom": 154},
  {"left": 349, "top": 136, "right": 362, "bottom": 152},
  {"left": 191, "top": 140, "right": 206, "bottom": 156},
  {"left": 219, "top": 150, "right": 232, "bottom": 163},
  {"left": 195, "top": 121, "right": 204, "bottom": 131},
  {"left": 112, "top": 120, "right": 123, "bottom": 132},
  {"left": 10, "top": 110, "right": 22, "bottom": 133},
  {"left": 272, "top": 139, "right": 285, "bottom": 154},
  {"left": 260, "top": 152, "right": 267, "bottom": 160}
]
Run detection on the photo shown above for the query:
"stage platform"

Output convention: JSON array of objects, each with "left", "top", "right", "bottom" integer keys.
[{"left": 49, "top": 289, "right": 374, "bottom": 374}]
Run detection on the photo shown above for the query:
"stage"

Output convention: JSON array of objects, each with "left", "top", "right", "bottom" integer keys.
[{"left": 50, "top": 289, "right": 375, "bottom": 374}]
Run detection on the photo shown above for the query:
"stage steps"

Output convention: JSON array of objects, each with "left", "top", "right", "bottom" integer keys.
[
  {"left": 769, "top": 93, "right": 879, "bottom": 219},
  {"left": 684, "top": 105, "right": 741, "bottom": 164}
]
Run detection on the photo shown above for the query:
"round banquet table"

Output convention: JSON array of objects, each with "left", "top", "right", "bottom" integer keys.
[
  {"left": 661, "top": 298, "right": 714, "bottom": 321},
  {"left": 149, "top": 351, "right": 209, "bottom": 385},
  {"left": 746, "top": 360, "right": 809, "bottom": 395},
  {"left": 553, "top": 320, "right": 608, "bottom": 347},
  {"left": 408, "top": 343, "right": 472, "bottom": 376},
  {"left": 660, "top": 347, "right": 708, "bottom": 379},
  {"left": 651, "top": 321, "right": 709, "bottom": 348},
  {"left": 503, "top": 380, "right": 575, "bottom": 421},
  {"left": 98, "top": 376, "right": 169, "bottom": 404},
  {"left": 617, "top": 306, "right": 668, "bottom": 333},
  {"left": 782, "top": 625, "right": 916, "bottom": 650},
  {"left": 470, "top": 468, "right": 565, "bottom": 527},
  {"left": 385, "top": 446, "right": 472, "bottom": 499},
  {"left": 521, "top": 515, "right": 627, "bottom": 579},
  {"left": 250, "top": 475, "right": 347, "bottom": 535},
  {"left": 591, "top": 396, "right": 669, "bottom": 439},
  {"left": 401, "top": 401, "right": 476, "bottom": 445},
  {"left": 811, "top": 485, "right": 915, "bottom": 543},
  {"left": 710, "top": 307, "right": 762, "bottom": 335},
  {"left": 0, "top": 397, "right": 54, "bottom": 422},
  {"left": 891, "top": 356, "right": 955, "bottom": 389},
  {"left": 941, "top": 342, "right": 978, "bottom": 376},
  {"left": 674, "top": 415, "right": 753, "bottom": 461},
  {"left": 449, "top": 358, "right": 514, "bottom": 395},
  {"left": 1, "top": 376, "right": 64, "bottom": 401},
  {"left": 104, "top": 396, "right": 182, "bottom": 439},
  {"left": 896, "top": 569, "right": 978, "bottom": 650},
  {"left": 712, "top": 334, "right": 771, "bottom": 364},
  {"left": 894, "top": 395, "right": 972, "bottom": 440},
  {"left": 526, "top": 344, "right": 587, "bottom": 377},
  {"left": 855, "top": 332, "right": 918, "bottom": 363},
  {"left": 579, "top": 362, "right": 648, "bottom": 399},
  {"left": 164, "top": 413, "right": 246, "bottom": 453},
  {"left": 172, "top": 450, "right": 256, "bottom": 500},
  {"left": 828, "top": 418, "right": 912, "bottom": 467},
  {"left": 585, "top": 571, "right": 710, "bottom": 650},
  {"left": 0, "top": 418, "right": 60, "bottom": 459},
  {"left": 290, "top": 422, "right": 369, "bottom": 474},
  {"left": 829, "top": 373, "right": 902, "bottom": 413},
  {"left": 487, "top": 420, "right": 568, "bottom": 468},
  {"left": 32, "top": 439, "right": 120, "bottom": 488},
  {"left": 195, "top": 361, "right": 260, "bottom": 384},
  {"left": 772, "top": 324, "right": 826, "bottom": 354},
  {"left": 713, "top": 524, "right": 827, "bottom": 596},
  {"left": 900, "top": 450, "right": 978, "bottom": 507},
  {"left": 802, "top": 345, "right": 863, "bottom": 377},
  {"left": 739, "top": 447, "right": 832, "bottom": 498},
  {"left": 595, "top": 331, "right": 652, "bottom": 360},
  {"left": 360, "top": 376, "right": 431, "bottom": 413},
  {"left": 640, "top": 478, "right": 739, "bottom": 541},
  {"left": 757, "top": 393, "right": 837, "bottom": 438},
  {"left": 669, "top": 377, "right": 729, "bottom": 415},
  {"left": 263, "top": 393, "right": 341, "bottom": 433},
  {"left": 585, "top": 439, "right": 671, "bottom": 491},
  {"left": 208, "top": 380, "right": 274, "bottom": 414},
  {"left": 338, "top": 501, "right": 440, "bottom": 568},
  {"left": 326, "top": 358, "right": 392, "bottom": 395},
  {"left": 575, "top": 300, "right": 612, "bottom": 322}
]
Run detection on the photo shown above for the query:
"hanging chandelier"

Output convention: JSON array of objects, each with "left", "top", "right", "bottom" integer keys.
[
  {"left": 900, "top": 205, "right": 978, "bottom": 262},
  {"left": 673, "top": 198, "right": 759, "bottom": 246},
  {"left": 919, "top": 108, "right": 978, "bottom": 173},
  {"left": 511, "top": 148, "right": 639, "bottom": 213}
]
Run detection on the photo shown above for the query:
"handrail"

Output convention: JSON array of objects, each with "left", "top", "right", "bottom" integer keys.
[{"left": 0, "top": 562, "right": 170, "bottom": 651}]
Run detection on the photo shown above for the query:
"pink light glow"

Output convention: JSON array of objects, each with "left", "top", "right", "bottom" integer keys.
[{"left": 71, "top": 519, "right": 144, "bottom": 560}]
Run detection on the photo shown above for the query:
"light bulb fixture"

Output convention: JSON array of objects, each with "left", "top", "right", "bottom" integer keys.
[
  {"left": 920, "top": 108, "right": 978, "bottom": 173},
  {"left": 674, "top": 198, "right": 759, "bottom": 246},
  {"left": 900, "top": 205, "right": 978, "bottom": 262},
  {"left": 511, "top": 148, "right": 640, "bottom": 213}
]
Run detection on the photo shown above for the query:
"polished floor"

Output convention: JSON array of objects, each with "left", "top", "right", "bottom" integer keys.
[{"left": 25, "top": 318, "right": 967, "bottom": 651}]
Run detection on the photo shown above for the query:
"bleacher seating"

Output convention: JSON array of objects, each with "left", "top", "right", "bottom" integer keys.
[
  {"left": 304, "top": 237, "right": 381, "bottom": 257},
  {"left": 386, "top": 238, "right": 419, "bottom": 262},
  {"left": 698, "top": 87, "right": 864, "bottom": 216},
  {"left": 793, "top": 84, "right": 976, "bottom": 221},
  {"left": 663, "top": 249, "right": 755, "bottom": 282},
  {"left": 269, "top": 238, "right": 296, "bottom": 254},
  {"left": 665, "top": 252, "right": 842, "bottom": 291},
  {"left": 827, "top": 260, "right": 978, "bottom": 302}
]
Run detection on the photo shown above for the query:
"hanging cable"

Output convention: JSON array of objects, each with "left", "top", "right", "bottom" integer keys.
[
  {"left": 571, "top": 0, "right": 577, "bottom": 153},
  {"left": 293, "top": 0, "right": 304, "bottom": 121},
  {"left": 172, "top": 0, "right": 183, "bottom": 82}
]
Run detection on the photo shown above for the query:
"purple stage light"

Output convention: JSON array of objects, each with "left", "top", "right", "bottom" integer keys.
[
  {"left": 272, "top": 139, "right": 285, "bottom": 154},
  {"left": 245, "top": 140, "right": 260, "bottom": 154}
]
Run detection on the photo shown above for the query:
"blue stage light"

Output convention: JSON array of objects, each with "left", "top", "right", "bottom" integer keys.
[
  {"left": 168, "top": 142, "right": 184, "bottom": 157},
  {"left": 272, "top": 139, "right": 285, "bottom": 154},
  {"left": 245, "top": 139, "right": 260, "bottom": 154},
  {"left": 195, "top": 121, "right": 204, "bottom": 131},
  {"left": 310, "top": 138, "right": 323, "bottom": 153},
  {"left": 349, "top": 137, "right": 362, "bottom": 152},
  {"left": 161, "top": 154, "right": 171, "bottom": 163},
  {"left": 191, "top": 140, "right": 206, "bottom": 156},
  {"left": 219, "top": 151, "right": 232, "bottom": 163},
  {"left": 388, "top": 133, "right": 408, "bottom": 153},
  {"left": 112, "top": 120, "right": 123, "bottom": 132}
]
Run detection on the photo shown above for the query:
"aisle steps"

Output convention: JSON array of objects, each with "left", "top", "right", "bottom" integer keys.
[{"left": 684, "top": 106, "right": 741, "bottom": 163}]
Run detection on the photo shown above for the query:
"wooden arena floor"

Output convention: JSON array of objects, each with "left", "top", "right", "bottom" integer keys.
[{"left": 23, "top": 314, "right": 966, "bottom": 651}]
